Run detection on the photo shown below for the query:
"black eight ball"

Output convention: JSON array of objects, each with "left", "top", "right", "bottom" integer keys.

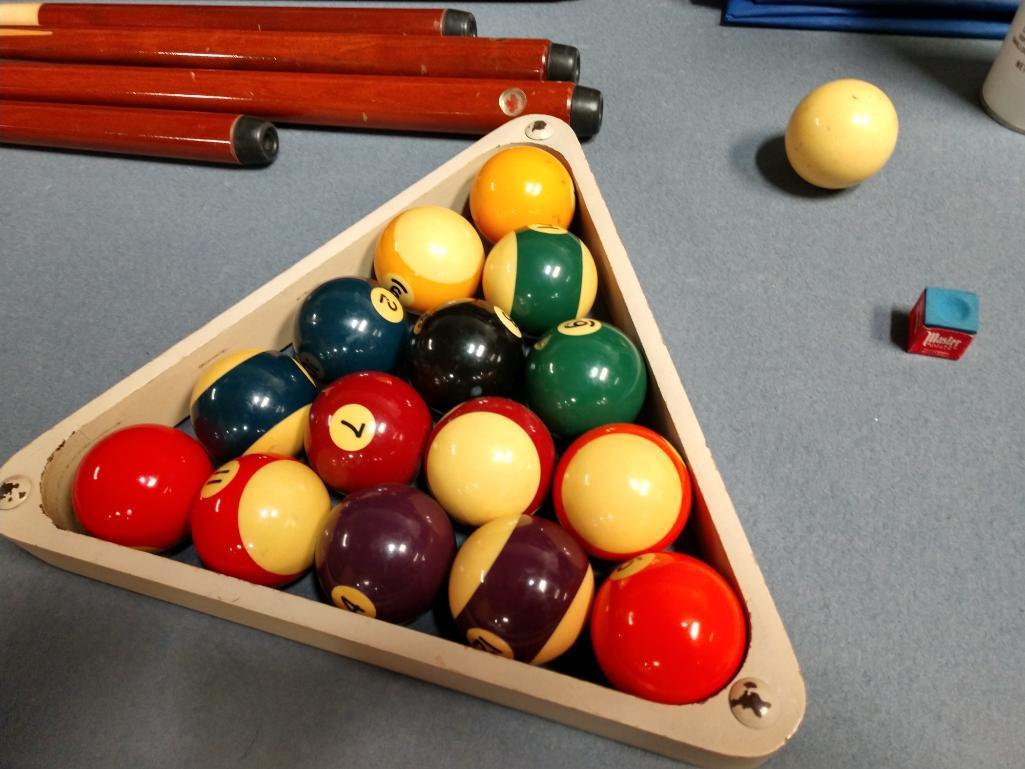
[{"left": 406, "top": 299, "right": 525, "bottom": 413}]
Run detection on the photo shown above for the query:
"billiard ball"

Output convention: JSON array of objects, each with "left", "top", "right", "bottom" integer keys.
[
  {"left": 294, "top": 276, "right": 409, "bottom": 383},
  {"left": 191, "top": 453, "right": 331, "bottom": 587},
  {"left": 469, "top": 146, "right": 576, "bottom": 244},
  {"left": 482, "top": 225, "right": 598, "bottom": 337},
  {"left": 785, "top": 79, "right": 899, "bottom": 189},
  {"left": 72, "top": 424, "right": 212, "bottom": 551},
  {"left": 374, "top": 205, "right": 485, "bottom": 314},
  {"left": 553, "top": 423, "right": 692, "bottom": 560},
  {"left": 407, "top": 299, "right": 525, "bottom": 413},
  {"left": 590, "top": 552, "right": 747, "bottom": 704},
  {"left": 315, "top": 484, "right": 455, "bottom": 624},
  {"left": 305, "top": 371, "right": 432, "bottom": 493},
  {"left": 449, "top": 515, "right": 593, "bottom": 665},
  {"left": 425, "top": 398, "right": 555, "bottom": 527},
  {"left": 525, "top": 319, "right": 647, "bottom": 438},
  {"left": 189, "top": 349, "right": 317, "bottom": 464}
]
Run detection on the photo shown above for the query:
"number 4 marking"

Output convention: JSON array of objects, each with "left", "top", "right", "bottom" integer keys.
[
  {"left": 341, "top": 596, "right": 365, "bottom": 614},
  {"left": 471, "top": 636, "right": 503, "bottom": 655}
]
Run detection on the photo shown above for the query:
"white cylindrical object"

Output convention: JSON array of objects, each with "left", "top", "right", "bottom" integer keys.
[{"left": 981, "top": 1, "right": 1025, "bottom": 133}]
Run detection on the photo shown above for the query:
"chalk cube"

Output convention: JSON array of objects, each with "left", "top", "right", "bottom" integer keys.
[{"left": 907, "top": 288, "right": 978, "bottom": 360}]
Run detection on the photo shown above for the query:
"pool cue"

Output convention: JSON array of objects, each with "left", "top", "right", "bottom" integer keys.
[
  {"left": 0, "top": 100, "right": 278, "bottom": 165},
  {"left": 0, "top": 26, "right": 580, "bottom": 82},
  {"left": 0, "top": 3, "right": 476, "bottom": 36},
  {"left": 0, "top": 61, "right": 604, "bottom": 137}
]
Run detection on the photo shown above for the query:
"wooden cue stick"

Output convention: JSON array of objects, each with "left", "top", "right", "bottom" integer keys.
[
  {"left": 0, "top": 26, "right": 580, "bottom": 82},
  {"left": 0, "top": 3, "right": 477, "bottom": 36},
  {"left": 0, "top": 61, "right": 604, "bottom": 137},
  {"left": 0, "top": 100, "right": 278, "bottom": 165}
]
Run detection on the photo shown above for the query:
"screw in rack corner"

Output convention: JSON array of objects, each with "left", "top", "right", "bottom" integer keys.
[
  {"left": 0, "top": 475, "right": 32, "bottom": 511},
  {"left": 729, "top": 678, "right": 779, "bottom": 729}
]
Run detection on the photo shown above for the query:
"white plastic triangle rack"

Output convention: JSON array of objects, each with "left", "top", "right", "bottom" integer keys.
[{"left": 0, "top": 114, "right": 805, "bottom": 769}]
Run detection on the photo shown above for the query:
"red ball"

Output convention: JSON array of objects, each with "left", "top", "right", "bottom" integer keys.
[
  {"left": 590, "top": 552, "right": 747, "bottom": 704},
  {"left": 190, "top": 453, "right": 331, "bottom": 586},
  {"left": 305, "top": 371, "right": 432, "bottom": 494},
  {"left": 71, "top": 424, "right": 212, "bottom": 551}
]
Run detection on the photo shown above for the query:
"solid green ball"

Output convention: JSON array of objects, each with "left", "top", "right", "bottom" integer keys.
[{"left": 525, "top": 319, "right": 647, "bottom": 438}]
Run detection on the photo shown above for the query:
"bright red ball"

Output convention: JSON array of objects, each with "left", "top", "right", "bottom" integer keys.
[
  {"left": 305, "top": 371, "right": 432, "bottom": 493},
  {"left": 72, "top": 423, "right": 212, "bottom": 551},
  {"left": 590, "top": 552, "right": 747, "bottom": 705}
]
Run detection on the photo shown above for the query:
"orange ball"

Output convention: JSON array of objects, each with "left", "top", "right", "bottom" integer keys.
[{"left": 469, "top": 146, "right": 576, "bottom": 244}]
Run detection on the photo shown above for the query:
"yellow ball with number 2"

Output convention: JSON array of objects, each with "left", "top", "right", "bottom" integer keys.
[{"left": 785, "top": 79, "right": 899, "bottom": 190}]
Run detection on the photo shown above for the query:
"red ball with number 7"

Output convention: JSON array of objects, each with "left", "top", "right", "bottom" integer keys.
[{"left": 305, "top": 371, "right": 432, "bottom": 493}]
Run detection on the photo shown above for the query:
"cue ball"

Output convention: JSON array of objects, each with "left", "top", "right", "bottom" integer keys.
[
  {"left": 407, "top": 299, "right": 525, "bottom": 413},
  {"left": 191, "top": 453, "right": 332, "bottom": 587},
  {"left": 590, "top": 552, "right": 747, "bottom": 704},
  {"left": 374, "top": 205, "right": 485, "bottom": 314},
  {"left": 785, "top": 78, "right": 899, "bottom": 189},
  {"left": 449, "top": 515, "right": 594, "bottom": 665},
  {"left": 315, "top": 484, "right": 455, "bottom": 624},
  {"left": 525, "top": 319, "right": 647, "bottom": 438},
  {"left": 482, "top": 225, "right": 598, "bottom": 337},
  {"left": 553, "top": 423, "right": 692, "bottom": 560},
  {"left": 469, "top": 146, "right": 576, "bottom": 244},
  {"left": 305, "top": 371, "right": 432, "bottom": 493},
  {"left": 189, "top": 348, "right": 317, "bottom": 464},
  {"left": 72, "top": 424, "right": 212, "bottom": 551},
  {"left": 425, "top": 397, "right": 555, "bottom": 527},
  {"left": 294, "top": 276, "right": 409, "bottom": 384}
]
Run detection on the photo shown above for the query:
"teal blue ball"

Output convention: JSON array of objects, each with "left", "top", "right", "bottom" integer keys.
[{"left": 294, "top": 277, "right": 410, "bottom": 384}]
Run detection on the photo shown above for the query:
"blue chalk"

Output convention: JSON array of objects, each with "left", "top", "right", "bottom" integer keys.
[{"left": 924, "top": 288, "right": 979, "bottom": 334}]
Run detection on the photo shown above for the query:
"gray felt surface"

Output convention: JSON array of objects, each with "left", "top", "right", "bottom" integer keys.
[{"left": 2, "top": 1, "right": 1024, "bottom": 767}]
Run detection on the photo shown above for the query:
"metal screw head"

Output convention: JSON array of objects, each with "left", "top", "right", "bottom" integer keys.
[
  {"left": 729, "top": 678, "right": 778, "bottom": 729},
  {"left": 0, "top": 475, "right": 32, "bottom": 511},
  {"left": 525, "top": 119, "right": 554, "bottom": 141}
]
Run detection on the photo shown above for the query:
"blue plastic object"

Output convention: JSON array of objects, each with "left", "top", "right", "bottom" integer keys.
[
  {"left": 294, "top": 276, "right": 411, "bottom": 384},
  {"left": 923, "top": 287, "right": 979, "bottom": 334},
  {"left": 723, "top": 0, "right": 1016, "bottom": 39}
]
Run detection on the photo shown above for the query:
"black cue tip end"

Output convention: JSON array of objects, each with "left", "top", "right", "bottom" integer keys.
[
  {"left": 442, "top": 10, "right": 477, "bottom": 37},
  {"left": 232, "top": 117, "right": 279, "bottom": 166},
  {"left": 570, "top": 86, "right": 603, "bottom": 139},
  {"left": 547, "top": 43, "right": 581, "bottom": 83}
]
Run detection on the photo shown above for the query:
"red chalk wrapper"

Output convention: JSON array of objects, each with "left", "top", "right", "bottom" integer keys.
[{"left": 907, "top": 287, "right": 978, "bottom": 360}]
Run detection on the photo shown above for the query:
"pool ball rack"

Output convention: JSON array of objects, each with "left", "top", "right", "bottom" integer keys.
[{"left": 0, "top": 115, "right": 804, "bottom": 768}]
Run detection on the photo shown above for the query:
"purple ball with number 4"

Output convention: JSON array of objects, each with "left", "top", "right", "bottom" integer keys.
[{"left": 315, "top": 484, "right": 455, "bottom": 625}]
